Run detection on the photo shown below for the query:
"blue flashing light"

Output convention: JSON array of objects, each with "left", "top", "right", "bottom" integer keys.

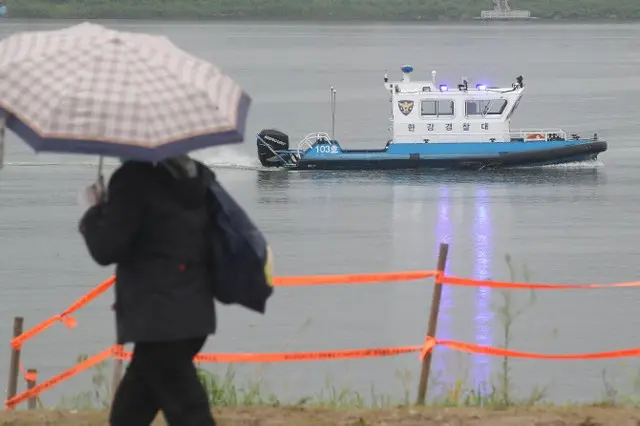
[
  {"left": 439, "top": 84, "right": 448, "bottom": 92},
  {"left": 476, "top": 84, "right": 487, "bottom": 91},
  {"left": 401, "top": 65, "right": 414, "bottom": 74}
]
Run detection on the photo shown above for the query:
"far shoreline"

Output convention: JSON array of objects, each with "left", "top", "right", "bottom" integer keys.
[{"left": 2, "top": 16, "right": 640, "bottom": 25}]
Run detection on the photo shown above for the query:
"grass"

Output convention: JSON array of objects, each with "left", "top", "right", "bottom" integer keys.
[{"left": 19, "top": 253, "right": 640, "bottom": 414}]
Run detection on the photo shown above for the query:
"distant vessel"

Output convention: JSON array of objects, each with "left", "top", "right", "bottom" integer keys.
[
  {"left": 475, "top": 0, "right": 536, "bottom": 21},
  {"left": 0, "top": 2, "right": 7, "bottom": 18}
]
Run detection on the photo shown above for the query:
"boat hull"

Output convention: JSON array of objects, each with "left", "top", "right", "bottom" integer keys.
[{"left": 275, "top": 141, "right": 608, "bottom": 171}]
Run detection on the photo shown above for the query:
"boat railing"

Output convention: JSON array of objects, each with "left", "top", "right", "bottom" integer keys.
[
  {"left": 509, "top": 129, "right": 568, "bottom": 141},
  {"left": 297, "top": 132, "right": 332, "bottom": 152},
  {"left": 396, "top": 129, "right": 569, "bottom": 143},
  {"left": 407, "top": 132, "right": 517, "bottom": 143},
  {"left": 400, "top": 132, "right": 507, "bottom": 143}
]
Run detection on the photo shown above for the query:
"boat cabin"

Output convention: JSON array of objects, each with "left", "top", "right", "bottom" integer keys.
[{"left": 385, "top": 65, "right": 532, "bottom": 143}]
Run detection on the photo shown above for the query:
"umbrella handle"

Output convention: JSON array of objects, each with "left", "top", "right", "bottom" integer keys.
[
  {"left": 97, "top": 156, "right": 106, "bottom": 202},
  {"left": 0, "top": 112, "right": 5, "bottom": 170},
  {"left": 97, "top": 155, "right": 103, "bottom": 180}
]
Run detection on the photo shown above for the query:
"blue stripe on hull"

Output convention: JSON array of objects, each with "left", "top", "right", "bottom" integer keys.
[
  {"left": 293, "top": 154, "right": 598, "bottom": 170},
  {"left": 386, "top": 140, "right": 585, "bottom": 155},
  {"left": 302, "top": 140, "right": 595, "bottom": 161},
  {"left": 291, "top": 141, "right": 606, "bottom": 171}
]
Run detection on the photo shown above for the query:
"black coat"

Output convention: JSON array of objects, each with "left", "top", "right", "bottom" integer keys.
[{"left": 79, "top": 159, "right": 216, "bottom": 344}]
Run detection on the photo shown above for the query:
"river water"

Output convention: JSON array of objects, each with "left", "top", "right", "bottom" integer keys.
[{"left": 1, "top": 20, "right": 640, "bottom": 406}]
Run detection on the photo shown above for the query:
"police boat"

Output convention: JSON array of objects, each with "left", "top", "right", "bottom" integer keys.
[{"left": 256, "top": 65, "right": 607, "bottom": 170}]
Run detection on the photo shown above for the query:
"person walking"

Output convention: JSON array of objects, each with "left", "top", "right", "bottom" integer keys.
[{"left": 79, "top": 155, "right": 217, "bottom": 426}]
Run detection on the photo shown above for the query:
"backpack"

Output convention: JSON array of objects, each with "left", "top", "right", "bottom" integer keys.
[{"left": 200, "top": 165, "right": 274, "bottom": 314}]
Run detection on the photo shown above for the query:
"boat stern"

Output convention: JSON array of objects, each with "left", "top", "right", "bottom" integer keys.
[{"left": 257, "top": 129, "right": 297, "bottom": 168}]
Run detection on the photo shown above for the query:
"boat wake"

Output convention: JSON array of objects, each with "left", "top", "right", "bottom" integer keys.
[
  {"left": 4, "top": 148, "right": 270, "bottom": 171},
  {"left": 197, "top": 147, "right": 271, "bottom": 171},
  {"left": 529, "top": 159, "right": 604, "bottom": 169},
  {"left": 3, "top": 157, "right": 604, "bottom": 172},
  {"left": 4, "top": 160, "right": 119, "bottom": 168}
]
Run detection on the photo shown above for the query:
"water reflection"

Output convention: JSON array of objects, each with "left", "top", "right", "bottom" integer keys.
[
  {"left": 433, "top": 186, "right": 453, "bottom": 394},
  {"left": 256, "top": 164, "right": 597, "bottom": 396},
  {"left": 472, "top": 187, "right": 493, "bottom": 392},
  {"left": 431, "top": 185, "right": 494, "bottom": 395},
  {"left": 278, "top": 167, "right": 604, "bottom": 187},
  {"left": 256, "top": 170, "right": 291, "bottom": 205}
]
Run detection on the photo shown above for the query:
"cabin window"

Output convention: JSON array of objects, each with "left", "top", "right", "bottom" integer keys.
[
  {"left": 437, "top": 100, "right": 454, "bottom": 116},
  {"left": 421, "top": 100, "right": 454, "bottom": 117},
  {"left": 421, "top": 100, "right": 437, "bottom": 116},
  {"left": 465, "top": 99, "right": 508, "bottom": 116}
]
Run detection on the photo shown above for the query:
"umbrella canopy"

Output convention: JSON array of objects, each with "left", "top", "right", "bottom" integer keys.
[{"left": 0, "top": 22, "right": 251, "bottom": 162}]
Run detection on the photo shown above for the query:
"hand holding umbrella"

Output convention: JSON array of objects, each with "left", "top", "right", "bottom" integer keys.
[{"left": 78, "top": 158, "right": 107, "bottom": 208}]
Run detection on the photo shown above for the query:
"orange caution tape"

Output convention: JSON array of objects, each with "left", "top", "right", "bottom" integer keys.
[
  {"left": 273, "top": 270, "right": 437, "bottom": 287},
  {"left": 8, "top": 343, "right": 423, "bottom": 407},
  {"left": 193, "top": 345, "right": 423, "bottom": 363},
  {"left": 10, "top": 272, "right": 435, "bottom": 350},
  {"left": 58, "top": 276, "right": 115, "bottom": 317},
  {"left": 420, "top": 337, "right": 640, "bottom": 361},
  {"left": 442, "top": 275, "right": 640, "bottom": 290},
  {"left": 14, "top": 335, "right": 640, "bottom": 409},
  {"left": 420, "top": 337, "right": 437, "bottom": 360},
  {"left": 113, "top": 345, "right": 125, "bottom": 359},
  {"left": 114, "top": 344, "right": 422, "bottom": 363},
  {"left": 10, "top": 277, "right": 115, "bottom": 349},
  {"left": 4, "top": 347, "right": 113, "bottom": 411},
  {"left": 12, "top": 271, "right": 640, "bottom": 352},
  {"left": 19, "top": 362, "right": 36, "bottom": 382},
  {"left": 24, "top": 371, "right": 37, "bottom": 382},
  {"left": 10, "top": 316, "right": 64, "bottom": 351}
]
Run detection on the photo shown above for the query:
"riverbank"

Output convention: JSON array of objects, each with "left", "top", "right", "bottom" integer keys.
[
  {"left": 2, "top": 406, "right": 640, "bottom": 425},
  {"left": 7, "top": 0, "right": 640, "bottom": 21}
]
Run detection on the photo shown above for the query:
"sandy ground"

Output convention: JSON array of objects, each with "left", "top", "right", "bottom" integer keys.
[{"left": 1, "top": 406, "right": 640, "bottom": 425}]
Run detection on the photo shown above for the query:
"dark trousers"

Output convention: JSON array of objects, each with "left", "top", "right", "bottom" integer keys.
[{"left": 109, "top": 337, "right": 216, "bottom": 426}]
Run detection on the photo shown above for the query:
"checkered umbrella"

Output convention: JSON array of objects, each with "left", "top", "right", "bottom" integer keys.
[{"left": 0, "top": 22, "right": 251, "bottom": 164}]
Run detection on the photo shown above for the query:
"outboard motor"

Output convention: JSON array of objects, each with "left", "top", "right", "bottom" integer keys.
[{"left": 257, "top": 129, "right": 289, "bottom": 167}]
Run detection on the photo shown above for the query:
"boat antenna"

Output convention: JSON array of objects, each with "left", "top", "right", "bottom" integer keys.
[{"left": 330, "top": 86, "right": 337, "bottom": 140}]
